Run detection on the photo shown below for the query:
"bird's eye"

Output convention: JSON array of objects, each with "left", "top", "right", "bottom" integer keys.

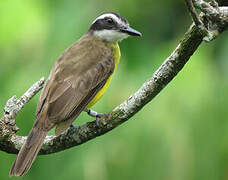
[{"left": 106, "top": 18, "right": 114, "bottom": 24}]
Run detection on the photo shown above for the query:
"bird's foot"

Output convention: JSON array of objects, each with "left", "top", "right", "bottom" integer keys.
[
  {"left": 69, "top": 124, "right": 78, "bottom": 131},
  {"left": 85, "top": 109, "right": 109, "bottom": 127}
]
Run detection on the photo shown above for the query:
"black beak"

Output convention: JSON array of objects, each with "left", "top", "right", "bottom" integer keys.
[{"left": 121, "top": 26, "right": 142, "bottom": 36}]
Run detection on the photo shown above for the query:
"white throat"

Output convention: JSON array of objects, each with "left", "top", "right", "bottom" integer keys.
[{"left": 93, "top": 29, "right": 129, "bottom": 42}]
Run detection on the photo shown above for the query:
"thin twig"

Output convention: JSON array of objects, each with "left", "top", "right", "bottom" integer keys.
[
  {"left": 2, "top": 77, "right": 45, "bottom": 131},
  {"left": 185, "top": 0, "right": 205, "bottom": 29},
  {"left": 193, "top": 0, "right": 220, "bottom": 21},
  {"left": 189, "top": 0, "right": 228, "bottom": 42}
]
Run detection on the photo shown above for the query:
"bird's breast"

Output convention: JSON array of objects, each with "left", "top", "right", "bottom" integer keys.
[{"left": 86, "top": 42, "right": 120, "bottom": 108}]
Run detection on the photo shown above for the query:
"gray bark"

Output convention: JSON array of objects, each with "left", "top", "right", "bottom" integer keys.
[{"left": 0, "top": 1, "right": 228, "bottom": 155}]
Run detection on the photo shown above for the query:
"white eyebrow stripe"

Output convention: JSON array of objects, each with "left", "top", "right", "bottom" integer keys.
[{"left": 92, "top": 13, "right": 125, "bottom": 27}]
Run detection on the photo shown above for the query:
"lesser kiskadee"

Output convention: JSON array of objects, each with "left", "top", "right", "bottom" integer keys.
[{"left": 9, "top": 12, "right": 142, "bottom": 176}]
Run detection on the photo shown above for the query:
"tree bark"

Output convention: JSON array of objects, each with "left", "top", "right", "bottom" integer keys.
[{"left": 0, "top": 1, "right": 228, "bottom": 155}]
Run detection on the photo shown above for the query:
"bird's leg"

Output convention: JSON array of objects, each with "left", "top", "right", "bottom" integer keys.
[
  {"left": 85, "top": 109, "right": 107, "bottom": 126},
  {"left": 70, "top": 124, "right": 77, "bottom": 128},
  {"left": 68, "top": 124, "right": 78, "bottom": 131}
]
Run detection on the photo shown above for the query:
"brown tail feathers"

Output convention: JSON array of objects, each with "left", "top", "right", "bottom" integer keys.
[{"left": 9, "top": 127, "right": 48, "bottom": 177}]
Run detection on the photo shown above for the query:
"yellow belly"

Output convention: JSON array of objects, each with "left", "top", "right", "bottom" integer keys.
[{"left": 86, "top": 42, "right": 120, "bottom": 108}]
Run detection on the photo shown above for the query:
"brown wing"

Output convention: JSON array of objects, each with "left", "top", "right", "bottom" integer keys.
[{"left": 35, "top": 34, "right": 114, "bottom": 132}]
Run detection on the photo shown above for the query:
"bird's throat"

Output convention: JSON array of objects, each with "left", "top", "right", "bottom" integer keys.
[{"left": 107, "top": 42, "right": 121, "bottom": 67}]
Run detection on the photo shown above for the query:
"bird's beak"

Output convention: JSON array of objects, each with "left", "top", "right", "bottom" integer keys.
[{"left": 121, "top": 26, "right": 142, "bottom": 36}]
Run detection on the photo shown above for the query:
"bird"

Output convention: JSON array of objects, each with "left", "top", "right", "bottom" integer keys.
[{"left": 9, "top": 12, "right": 142, "bottom": 176}]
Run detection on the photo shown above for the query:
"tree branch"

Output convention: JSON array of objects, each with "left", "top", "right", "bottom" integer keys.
[
  {"left": 1, "top": 1, "right": 228, "bottom": 155},
  {"left": 185, "top": 0, "right": 205, "bottom": 29}
]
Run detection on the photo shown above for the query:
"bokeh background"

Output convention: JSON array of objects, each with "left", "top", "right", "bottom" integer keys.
[{"left": 1, "top": 0, "right": 228, "bottom": 180}]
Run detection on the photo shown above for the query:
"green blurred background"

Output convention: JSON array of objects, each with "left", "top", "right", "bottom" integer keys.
[{"left": 1, "top": 0, "right": 228, "bottom": 179}]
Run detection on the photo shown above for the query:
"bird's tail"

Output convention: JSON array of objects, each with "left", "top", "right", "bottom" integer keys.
[{"left": 9, "top": 127, "right": 48, "bottom": 177}]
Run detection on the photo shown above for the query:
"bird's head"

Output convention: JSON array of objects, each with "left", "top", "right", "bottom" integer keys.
[{"left": 89, "top": 12, "right": 142, "bottom": 43}]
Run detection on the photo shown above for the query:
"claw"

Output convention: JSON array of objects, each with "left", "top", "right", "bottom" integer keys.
[
  {"left": 95, "top": 113, "right": 105, "bottom": 127},
  {"left": 85, "top": 109, "right": 108, "bottom": 127},
  {"left": 96, "top": 116, "right": 101, "bottom": 127},
  {"left": 68, "top": 124, "right": 78, "bottom": 131}
]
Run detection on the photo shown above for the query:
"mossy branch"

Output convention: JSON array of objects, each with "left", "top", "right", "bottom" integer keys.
[{"left": 0, "top": 1, "right": 228, "bottom": 155}]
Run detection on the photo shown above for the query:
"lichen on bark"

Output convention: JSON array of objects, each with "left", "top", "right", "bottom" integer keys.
[{"left": 0, "top": 2, "right": 228, "bottom": 155}]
